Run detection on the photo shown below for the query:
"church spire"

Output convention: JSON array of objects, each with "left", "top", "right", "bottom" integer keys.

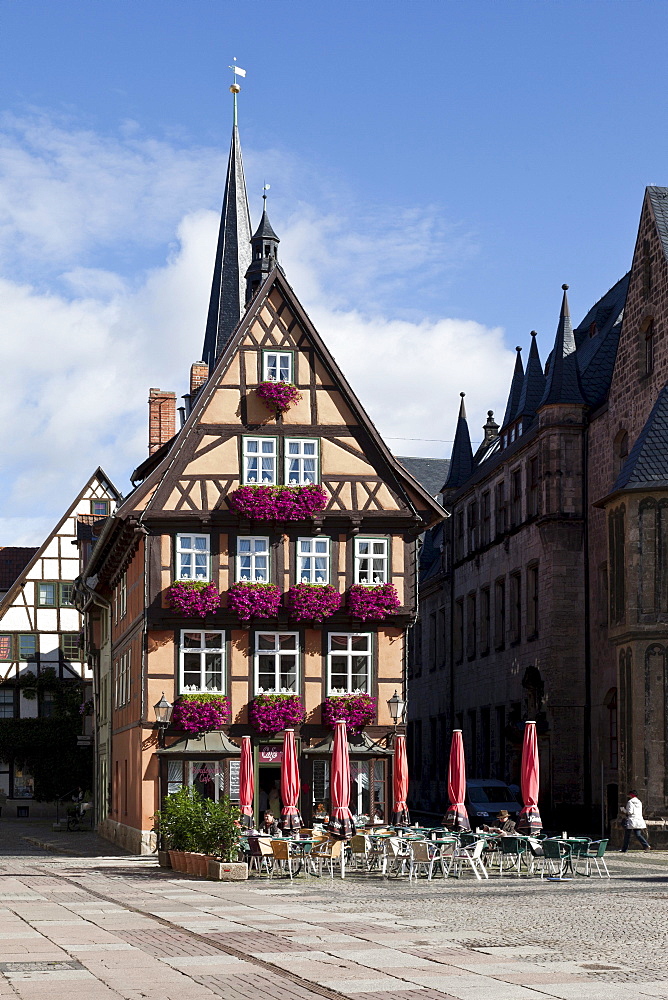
[
  {"left": 443, "top": 393, "right": 474, "bottom": 490},
  {"left": 501, "top": 346, "right": 524, "bottom": 429},
  {"left": 515, "top": 331, "right": 546, "bottom": 425},
  {"left": 201, "top": 79, "right": 252, "bottom": 371},
  {"left": 245, "top": 188, "right": 280, "bottom": 303},
  {"left": 539, "top": 285, "right": 585, "bottom": 407}
]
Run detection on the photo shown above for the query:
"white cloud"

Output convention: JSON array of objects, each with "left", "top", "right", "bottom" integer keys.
[{"left": 0, "top": 113, "right": 514, "bottom": 544}]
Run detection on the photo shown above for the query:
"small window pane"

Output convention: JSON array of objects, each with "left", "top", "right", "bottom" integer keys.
[
  {"left": 0, "top": 689, "right": 14, "bottom": 718},
  {"left": 62, "top": 634, "right": 80, "bottom": 659},
  {"left": 0, "top": 636, "right": 11, "bottom": 660},
  {"left": 18, "top": 635, "right": 37, "bottom": 660},
  {"left": 60, "top": 583, "right": 74, "bottom": 606},
  {"left": 38, "top": 583, "right": 56, "bottom": 607},
  {"left": 258, "top": 633, "right": 276, "bottom": 651}
]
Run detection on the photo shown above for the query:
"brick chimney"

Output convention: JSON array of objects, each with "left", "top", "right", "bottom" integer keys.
[
  {"left": 148, "top": 388, "right": 176, "bottom": 455},
  {"left": 190, "top": 362, "right": 208, "bottom": 396}
]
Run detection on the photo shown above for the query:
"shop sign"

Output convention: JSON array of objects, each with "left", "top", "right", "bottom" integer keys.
[{"left": 259, "top": 745, "right": 283, "bottom": 763}]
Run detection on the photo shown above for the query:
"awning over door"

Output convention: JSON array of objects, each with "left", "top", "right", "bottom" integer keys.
[
  {"left": 157, "top": 731, "right": 241, "bottom": 756},
  {"left": 303, "top": 731, "right": 393, "bottom": 756}
]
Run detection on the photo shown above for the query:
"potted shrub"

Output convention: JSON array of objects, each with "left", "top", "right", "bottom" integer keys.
[
  {"left": 227, "top": 581, "right": 281, "bottom": 622},
  {"left": 203, "top": 796, "right": 247, "bottom": 881},
  {"left": 167, "top": 580, "right": 221, "bottom": 619},
  {"left": 347, "top": 583, "right": 401, "bottom": 621},
  {"left": 227, "top": 484, "right": 327, "bottom": 521},
  {"left": 154, "top": 786, "right": 203, "bottom": 872},
  {"left": 322, "top": 693, "right": 377, "bottom": 732},
  {"left": 287, "top": 583, "right": 341, "bottom": 623},
  {"left": 256, "top": 381, "right": 302, "bottom": 415},
  {"left": 250, "top": 694, "right": 306, "bottom": 734},
  {"left": 171, "top": 695, "right": 231, "bottom": 734}
]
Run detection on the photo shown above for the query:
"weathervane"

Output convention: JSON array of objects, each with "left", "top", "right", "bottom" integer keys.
[
  {"left": 263, "top": 182, "right": 270, "bottom": 207},
  {"left": 228, "top": 58, "right": 246, "bottom": 125}
]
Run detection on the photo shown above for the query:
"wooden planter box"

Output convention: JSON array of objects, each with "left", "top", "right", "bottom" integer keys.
[{"left": 208, "top": 860, "right": 248, "bottom": 881}]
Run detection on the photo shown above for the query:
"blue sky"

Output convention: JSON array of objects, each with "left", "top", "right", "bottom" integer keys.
[{"left": 0, "top": 0, "right": 665, "bottom": 541}]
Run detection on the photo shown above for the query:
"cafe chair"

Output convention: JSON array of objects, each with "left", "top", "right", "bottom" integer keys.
[
  {"left": 539, "top": 839, "right": 572, "bottom": 879},
  {"left": 574, "top": 839, "right": 610, "bottom": 878},
  {"left": 451, "top": 838, "right": 489, "bottom": 880},
  {"left": 270, "top": 838, "right": 300, "bottom": 880},
  {"left": 498, "top": 836, "right": 529, "bottom": 876},
  {"left": 310, "top": 836, "right": 345, "bottom": 878},
  {"left": 408, "top": 840, "right": 447, "bottom": 881},
  {"left": 248, "top": 836, "right": 274, "bottom": 876},
  {"left": 348, "top": 834, "right": 370, "bottom": 870},
  {"left": 384, "top": 836, "right": 411, "bottom": 877}
]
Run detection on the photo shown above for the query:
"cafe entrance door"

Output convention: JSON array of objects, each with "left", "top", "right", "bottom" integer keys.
[{"left": 254, "top": 739, "right": 301, "bottom": 826}]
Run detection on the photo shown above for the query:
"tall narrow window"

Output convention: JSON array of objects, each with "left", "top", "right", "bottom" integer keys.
[
  {"left": 481, "top": 491, "right": 491, "bottom": 544},
  {"left": 119, "top": 571, "right": 127, "bottom": 619},
  {"left": 527, "top": 456, "right": 539, "bottom": 517},
  {"left": 456, "top": 510, "right": 464, "bottom": 559},
  {"left": 495, "top": 482, "right": 507, "bottom": 535},
  {"left": 243, "top": 437, "right": 276, "bottom": 485},
  {"left": 466, "top": 593, "right": 476, "bottom": 659},
  {"left": 263, "top": 351, "right": 293, "bottom": 383},
  {"left": 511, "top": 469, "right": 522, "bottom": 526},
  {"left": 495, "top": 705, "right": 506, "bottom": 780},
  {"left": 467, "top": 501, "right": 477, "bottom": 551},
  {"left": 237, "top": 536, "right": 269, "bottom": 582},
  {"left": 481, "top": 706, "right": 491, "bottom": 776},
  {"left": 527, "top": 563, "right": 539, "bottom": 637},
  {"left": 0, "top": 635, "right": 11, "bottom": 660},
  {"left": 454, "top": 598, "right": 464, "bottom": 663},
  {"left": 643, "top": 319, "right": 655, "bottom": 376},
  {"left": 614, "top": 431, "right": 629, "bottom": 477},
  {"left": 327, "top": 633, "right": 372, "bottom": 694},
  {"left": 354, "top": 538, "right": 388, "bottom": 584},
  {"left": 61, "top": 633, "right": 81, "bottom": 660},
  {"left": 176, "top": 534, "right": 210, "bottom": 581},
  {"left": 494, "top": 578, "right": 506, "bottom": 650},
  {"left": 437, "top": 606, "right": 446, "bottom": 668},
  {"left": 608, "top": 506, "right": 626, "bottom": 625},
  {"left": 254, "top": 632, "right": 299, "bottom": 694},
  {"left": 180, "top": 631, "right": 225, "bottom": 693},
  {"left": 285, "top": 439, "right": 318, "bottom": 485},
  {"left": 428, "top": 611, "right": 436, "bottom": 669},
  {"left": 0, "top": 689, "right": 14, "bottom": 719},
  {"left": 297, "top": 537, "right": 330, "bottom": 584},
  {"left": 606, "top": 688, "right": 618, "bottom": 770},
  {"left": 509, "top": 572, "right": 521, "bottom": 643},
  {"left": 480, "top": 587, "right": 490, "bottom": 654},
  {"left": 18, "top": 635, "right": 37, "bottom": 661}
]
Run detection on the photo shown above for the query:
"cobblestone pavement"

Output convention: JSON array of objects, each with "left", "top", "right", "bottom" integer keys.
[{"left": 1, "top": 822, "right": 668, "bottom": 1000}]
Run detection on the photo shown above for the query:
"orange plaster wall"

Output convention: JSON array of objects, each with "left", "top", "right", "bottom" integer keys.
[
  {"left": 376, "top": 628, "right": 404, "bottom": 726},
  {"left": 304, "top": 628, "right": 323, "bottom": 723},
  {"left": 230, "top": 630, "right": 250, "bottom": 722},
  {"left": 147, "top": 631, "right": 176, "bottom": 707}
]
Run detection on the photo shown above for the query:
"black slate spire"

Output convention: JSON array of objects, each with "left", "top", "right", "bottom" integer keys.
[
  {"left": 539, "top": 285, "right": 586, "bottom": 407},
  {"left": 201, "top": 91, "right": 252, "bottom": 370},
  {"left": 245, "top": 194, "right": 280, "bottom": 303},
  {"left": 515, "top": 331, "right": 546, "bottom": 424},
  {"left": 501, "top": 346, "right": 524, "bottom": 428},
  {"left": 443, "top": 393, "right": 474, "bottom": 490}
]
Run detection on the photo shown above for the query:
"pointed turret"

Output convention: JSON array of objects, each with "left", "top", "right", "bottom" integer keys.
[
  {"left": 515, "top": 331, "right": 546, "bottom": 425},
  {"left": 501, "top": 347, "right": 524, "bottom": 428},
  {"left": 443, "top": 393, "right": 474, "bottom": 490},
  {"left": 245, "top": 194, "right": 280, "bottom": 303},
  {"left": 201, "top": 88, "right": 252, "bottom": 371},
  {"left": 539, "top": 285, "right": 586, "bottom": 407}
]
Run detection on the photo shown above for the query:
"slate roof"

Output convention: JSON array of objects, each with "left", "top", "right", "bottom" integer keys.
[
  {"left": 396, "top": 457, "right": 450, "bottom": 498},
  {"left": 540, "top": 286, "right": 586, "bottom": 407},
  {"left": 574, "top": 273, "right": 629, "bottom": 409},
  {"left": 0, "top": 548, "right": 38, "bottom": 591},
  {"left": 515, "top": 333, "right": 546, "bottom": 424},
  {"left": 647, "top": 187, "right": 668, "bottom": 263},
  {"left": 611, "top": 383, "right": 668, "bottom": 492},
  {"left": 501, "top": 347, "right": 524, "bottom": 429},
  {"left": 443, "top": 395, "right": 474, "bottom": 490},
  {"left": 252, "top": 206, "right": 280, "bottom": 242}
]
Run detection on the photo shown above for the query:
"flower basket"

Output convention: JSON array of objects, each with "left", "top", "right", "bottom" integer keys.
[
  {"left": 172, "top": 695, "right": 231, "bottom": 734},
  {"left": 322, "top": 694, "right": 376, "bottom": 732},
  {"left": 167, "top": 581, "right": 221, "bottom": 619},
  {"left": 250, "top": 694, "right": 305, "bottom": 734},
  {"left": 227, "top": 484, "right": 327, "bottom": 521},
  {"left": 287, "top": 583, "right": 342, "bottom": 622},
  {"left": 227, "top": 582, "right": 281, "bottom": 622},
  {"left": 347, "top": 583, "right": 401, "bottom": 621},
  {"left": 256, "top": 381, "right": 302, "bottom": 415}
]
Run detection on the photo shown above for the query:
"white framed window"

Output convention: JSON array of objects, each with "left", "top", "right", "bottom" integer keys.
[
  {"left": 263, "top": 350, "right": 293, "bottom": 383},
  {"left": 237, "top": 536, "right": 270, "bottom": 582},
  {"left": 327, "top": 633, "right": 372, "bottom": 694},
  {"left": 297, "top": 537, "right": 330, "bottom": 584},
  {"left": 354, "top": 537, "right": 389, "bottom": 585},
  {"left": 176, "top": 534, "right": 210, "bottom": 581},
  {"left": 180, "top": 630, "right": 225, "bottom": 693},
  {"left": 254, "top": 632, "right": 299, "bottom": 694},
  {"left": 119, "top": 571, "right": 127, "bottom": 619},
  {"left": 115, "top": 649, "right": 131, "bottom": 708},
  {"left": 243, "top": 437, "right": 277, "bottom": 485},
  {"left": 38, "top": 582, "right": 57, "bottom": 607},
  {"left": 285, "top": 438, "right": 318, "bottom": 485},
  {"left": 0, "top": 689, "right": 14, "bottom": 719}
]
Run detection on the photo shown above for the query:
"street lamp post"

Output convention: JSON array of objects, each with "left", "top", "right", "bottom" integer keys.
[
  {"left": 387, "top": 689, "right": 405, "bottom": 743},
  {"left": 153, "top": 693, "right": 173, "bottom": 747}
]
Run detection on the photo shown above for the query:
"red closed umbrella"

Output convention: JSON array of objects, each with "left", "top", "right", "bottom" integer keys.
[
  {"left": 517, "top": 720, "right": 542, "bottom": 833},
  {"left": 392, "top": 733, "right": 410, "bottom": 827},
  {"left": 444, "top": 729, "right": 471, "bottom": 831},
  {"left": 239, "top": 735, "right": 254, "bottom": 828},
  {"left": 280, "top": 728, "right": 302, "bottom": 834},
  {"left": 326, "top": 720, "right": 356, "bottom": 839}
]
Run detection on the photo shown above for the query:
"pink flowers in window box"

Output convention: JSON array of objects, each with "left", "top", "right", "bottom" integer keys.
[
  {"left": 227, "top": 582, "right": 281, "bottom": 622},
  {"left": 250, "top": 694, "right": 306, "bottom": 734},
  {"left": 167, "top": 581, "right": 221, "bottom": 619},
  {"left": 256, "top": 381, "right": 302, "bottom": 415},
  {"left": 227, "top": 484, "right": 327, "bottom": 521},
  {"left": 287, "top": 583, "right": 342, "bottom": 622},
  {"left": 322, "top": 693, "right": 376, "bottom": 732},
  {"left": 347, "top": 583, "right": 401, "bottom": 621},
  {"left": 172, "top": 694, "right": 231, "bottom": 734}
]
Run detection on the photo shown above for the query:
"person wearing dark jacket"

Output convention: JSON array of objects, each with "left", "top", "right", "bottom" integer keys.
[
  {"left": 258, "top": 811, "right": 280, "bottom": 836},
  {"left": 484, "top": 810, "right": 516, "bottom": 835}
]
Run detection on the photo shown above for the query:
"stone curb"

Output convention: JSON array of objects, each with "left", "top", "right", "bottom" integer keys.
[{"left": 21, "top": 836, "right": 79, "bottom": 856}]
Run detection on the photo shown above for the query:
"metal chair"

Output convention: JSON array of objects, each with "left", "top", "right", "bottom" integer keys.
[
  {"left": 310, "top": 837, "right": 345, "bottom": 878},
  {"left": 270, "top": 838, "right": 300, "bottom": 880},
  {"left": 498, "top": 836, "right": 529, "bottom": 876},
  {"left": 408, "top": 840, "right": 447, "bottom": 881},
  {"left": 348, "top": 834, "right": 369, "bottom": 870},
  {"left": 575, "top": 839, "right": 610, "bottom": 878},
  {"left": 539, "top": 839, "right": 572, "bottom": 879},
  {"left": 451, "top": 838, "right": 489, "bottom": 880},
  {"left": 384, "top": 836, "right": 411, "bottom": 877},
  {"left": 248, "top": 835, "right": 274, "bottom": 875}
]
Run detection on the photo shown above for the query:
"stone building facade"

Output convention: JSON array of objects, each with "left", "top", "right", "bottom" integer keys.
[{"left": 409, "top": 186, "right": 668, "bottom": 831}]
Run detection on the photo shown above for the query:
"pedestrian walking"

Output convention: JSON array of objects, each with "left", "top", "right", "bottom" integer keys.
[{"left": 620, "top": 790, "right": 651, "bottom": 852}]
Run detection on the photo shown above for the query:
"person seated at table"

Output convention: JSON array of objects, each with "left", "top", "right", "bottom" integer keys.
[
  {"left": 258, "top": 810, "right": 280, "bottom": 836},
  {"left": 313, "top": 802, "right": 329, "bottom": 823},
  {"left": 483, "top": 810, "right": 516, "bottom": 835}
]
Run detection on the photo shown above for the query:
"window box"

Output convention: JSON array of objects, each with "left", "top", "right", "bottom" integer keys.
[
  {"left": 322, "top": 693, "right": 376, "bottom": 732},
  {"left": 172, "top": 695, "right": 231, "bottom": 735},
  {"left": 256, "top": 381, "right": 302, "bottom": 415},
  {"left": 227, "top": 582, "right": 281, "bottom": 622},
  {"left": 167, "top": 581, "right": 221, "bottom": 619},
  {"left": 347, "top": 583, "right": 401, "bottom": 621},
  {"left": 287, "top": 583, "right": 341, "bottom": 622},
  {"left": 227, "top": 484, "right": 327, "bottom": 521},
  {"left": 249, "top": 693, "right": 305, "bottom": 733},
  {"left": 180, "top": 631, "right": 225, "bottom": 692}
]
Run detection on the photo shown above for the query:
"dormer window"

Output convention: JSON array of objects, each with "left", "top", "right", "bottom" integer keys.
[{"left": 263, "top": 351, "right": 293, "bottom": 383}]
